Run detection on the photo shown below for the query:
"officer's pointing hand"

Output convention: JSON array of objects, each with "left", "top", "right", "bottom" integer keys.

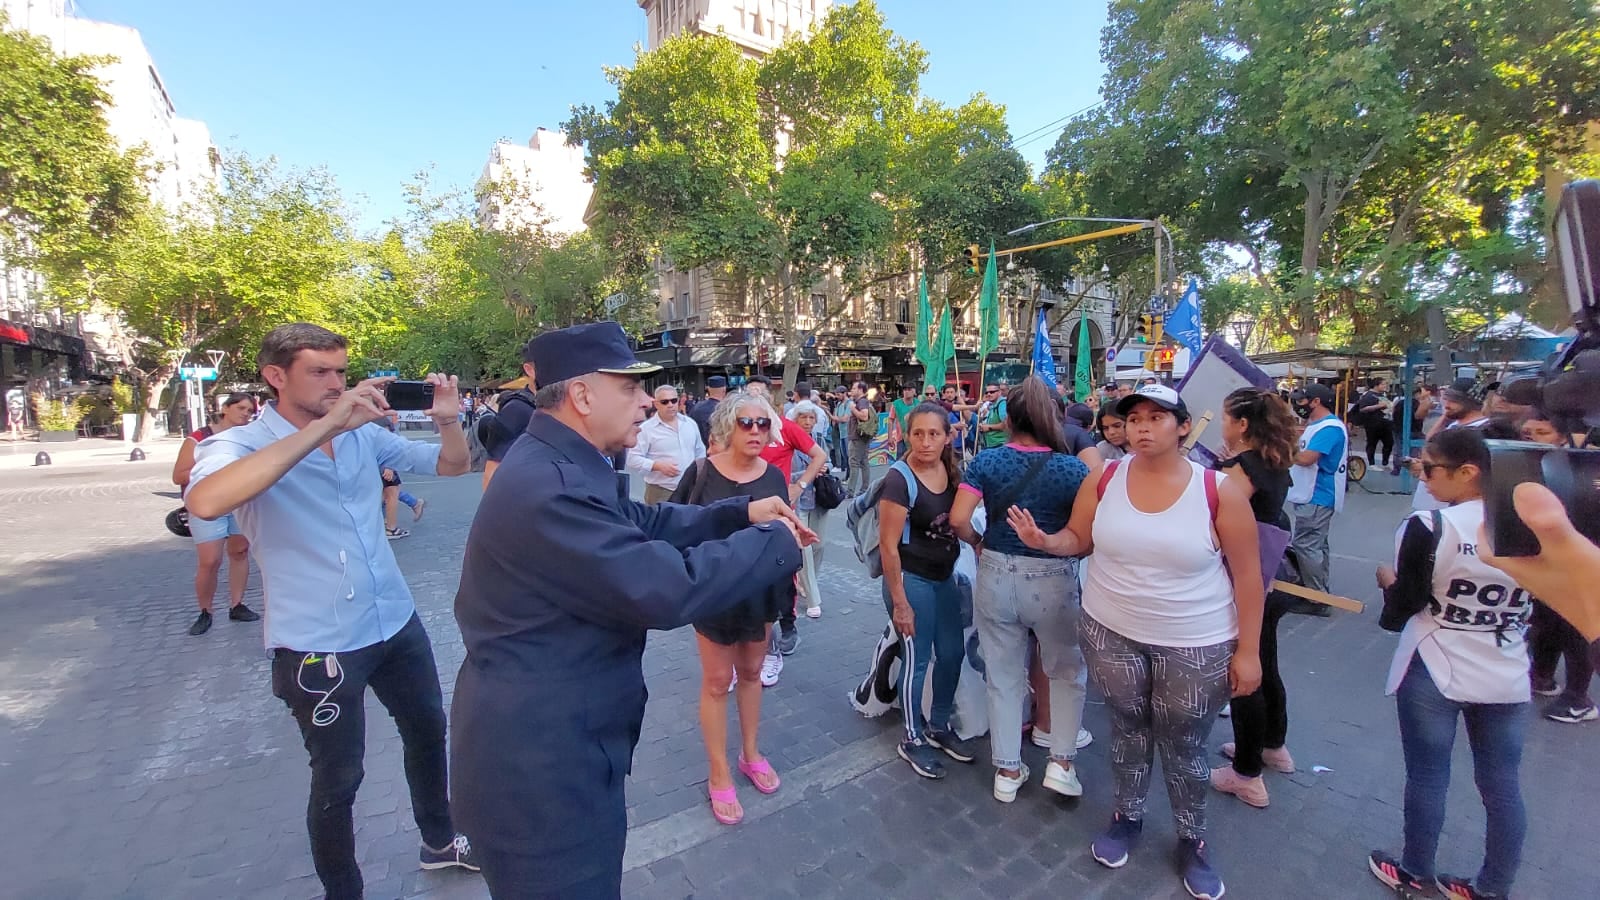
[{"left": 748, "top": 497, "right": 819, "bottom": 548}]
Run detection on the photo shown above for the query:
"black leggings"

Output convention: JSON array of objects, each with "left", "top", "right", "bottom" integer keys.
[
  {"left": 1366, "top": 421, "right": 1394, "bottom": 466},
  {"left": 1227, "top": 592, "right": 1292, "bottom": 777}
]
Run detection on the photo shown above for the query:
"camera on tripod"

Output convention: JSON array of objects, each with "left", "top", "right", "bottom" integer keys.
[{"left": 1484, "top": 179, "right": 1600, "bottom": 556}]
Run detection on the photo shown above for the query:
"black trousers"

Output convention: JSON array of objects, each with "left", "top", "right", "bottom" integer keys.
[
  {"left": 1227, "top": 593, "right": 1292, "bottom": 777},
  {"left": 1529, "top": 600, "right": 1594, "bottom": 706},
  {"left": 271, "top": 614, "right": 454, "bottom": 900},
  {"left": 477, "top": 843, "right": 623, "bottom": 900},
  {"left": 1365, "top": 420, "right": 1394, "bottom": 466}
]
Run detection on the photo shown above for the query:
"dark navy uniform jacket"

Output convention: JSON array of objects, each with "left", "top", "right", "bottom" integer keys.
[{"left": 450, "top": 412, "right": 800, "bottom": 892}]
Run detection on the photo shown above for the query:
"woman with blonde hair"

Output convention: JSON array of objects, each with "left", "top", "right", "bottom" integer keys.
[{"left": 669, "top": 390, "right": 790, "bottom": 824}]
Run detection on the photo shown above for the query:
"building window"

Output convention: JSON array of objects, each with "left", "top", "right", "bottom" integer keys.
[
  {"left": 662, "top": 298, "right": 677, "bottom": 321},
  {"left": 811, "top": 292, "right": 826, "bottom": 321},
  {"left": 680, "top": 291, "right": 691, "bottom": 321},
  {"left": 897, "top": 296, "right": 911, "bottom": 325}
]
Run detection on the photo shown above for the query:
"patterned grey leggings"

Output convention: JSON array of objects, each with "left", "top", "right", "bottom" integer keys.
[{"left": 1079, "top": 612, "right": 1235, "bottom": 839}]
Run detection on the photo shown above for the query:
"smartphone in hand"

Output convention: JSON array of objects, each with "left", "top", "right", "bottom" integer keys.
[
  {"left": 384, "top": 380, "right": 435, "bottom": 411},
  {"left": 1484, "top": 440, "right": 1600, "bottom": 556}
]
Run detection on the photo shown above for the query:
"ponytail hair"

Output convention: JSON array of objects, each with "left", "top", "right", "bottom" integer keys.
[
  {"left": 1005, "top": 376, "right": 1068, "bottom": 453},
  {"left": 1223, "top": 388, "right": 1296, "bottom": 471}
]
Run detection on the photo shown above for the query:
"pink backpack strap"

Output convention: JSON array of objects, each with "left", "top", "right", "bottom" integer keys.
[
  {"left": 1095, "top": 460, "right": 1121, "bottom": 500},
  {"left": 1204, "top": 468, "right": 1219, "bottom": 523}
]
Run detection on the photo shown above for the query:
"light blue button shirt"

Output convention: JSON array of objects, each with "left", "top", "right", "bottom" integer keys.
[{"left": 187, "top": 403, "right": 442, "bottom": 652}]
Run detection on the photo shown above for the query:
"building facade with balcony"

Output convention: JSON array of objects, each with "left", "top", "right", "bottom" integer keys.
[{"left": 475, "top": 128, "right": 594, "bottom": 236}]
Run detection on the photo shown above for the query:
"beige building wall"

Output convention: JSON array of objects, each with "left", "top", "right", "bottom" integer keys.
[
  {"left": 638, "top": 0, "right": 830, "bottom": 56},
  {"left": 477, "top": 128, "right": 594, "bottom": 236}
]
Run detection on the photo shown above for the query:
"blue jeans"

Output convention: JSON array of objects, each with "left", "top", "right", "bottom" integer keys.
[
  {"left": 1396, "top": 654, "right": 1529, "bottom": 895},
  {"left": 399, "top": 490, "right": 419, "bottom": 510},
  {"left": 882, "top": 571, "right": 965, "bottom": 744}
]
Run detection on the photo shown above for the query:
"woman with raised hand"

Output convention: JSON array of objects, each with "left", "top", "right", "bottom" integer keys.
[
  {"left": 668, "top": 390, "right": 790, "bottom": 825},
  {"left": 951, "top": 376, "right": 1093, "bottom": 806},
  {"left": 1009, "top": 384, "right": 1263, "bottom": 900}
]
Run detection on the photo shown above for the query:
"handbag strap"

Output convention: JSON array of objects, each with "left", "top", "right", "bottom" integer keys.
[{"left": 685, "top": 458, "right": 711, "bottom": 506}]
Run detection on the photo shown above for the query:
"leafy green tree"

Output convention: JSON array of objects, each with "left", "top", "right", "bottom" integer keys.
[
  {"left": 0, "top": 15, "right": 146, "bottom": 289},
  {"left": 94, "top": 154, "right": 354, "bottom": 438}
]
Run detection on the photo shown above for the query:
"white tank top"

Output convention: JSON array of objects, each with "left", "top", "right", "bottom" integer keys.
[
  {"left": 1082, "top": 459, "right": 1238, "bottom": 647},
  {"left": 1384, "top": 500, "right": 1532, "bottom": 703}
]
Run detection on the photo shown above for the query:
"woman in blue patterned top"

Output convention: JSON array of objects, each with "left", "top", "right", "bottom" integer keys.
[{"left": 951, "top": 376, "right": 1093, "bottom": 804}]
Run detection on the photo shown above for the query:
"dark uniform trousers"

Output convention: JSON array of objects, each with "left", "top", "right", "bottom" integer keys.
[{"left": 451, "top": 413, "right": 801, "bottom": 899}]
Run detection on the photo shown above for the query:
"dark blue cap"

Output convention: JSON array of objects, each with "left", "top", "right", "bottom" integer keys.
[
  {"left": 526, "top": 321, "right": 660, "bottom": 389},
  {"left": 706, "top": 375, "right": 727, "bottom": 388}
]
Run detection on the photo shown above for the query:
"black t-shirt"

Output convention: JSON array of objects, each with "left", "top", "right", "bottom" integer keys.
[
  {"left": 1355, "top": 390, "right": 1387, "bottom": 427},
  {"left": 1063, "top": 421, "right": 1096, "bottom": 456},
  {"left": 670, "top": 458, "right": 793, "bottom": 629},
  {"left": 880, "top": 465, "right": 960, "bottom": 582},
  {"left": 1217, "top": 449, "right": 1291, "bottom": 528},
  {"left": 487, "top": 389, "right": 536, "bottom": 461}
]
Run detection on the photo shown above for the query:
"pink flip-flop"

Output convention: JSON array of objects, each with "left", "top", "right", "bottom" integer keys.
[
  {"left": 708, "top": 784, "right": 742, "bottom": 825},
  {"left": 738, "top": 756, "right": 781, "bottom": 794}
]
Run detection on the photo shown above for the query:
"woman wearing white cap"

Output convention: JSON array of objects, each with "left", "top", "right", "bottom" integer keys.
[{"left": 1009, "top": 383, "right": 1264, "bottom": 900}]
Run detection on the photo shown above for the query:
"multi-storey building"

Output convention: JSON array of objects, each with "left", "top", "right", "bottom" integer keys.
[
  {"left": 1, "top": 0, "right": 218, "bottom": 428},
  {"left": 476, "top": 128, "right": 594, "bottom": 236},
  {"left": 624, "top": 0, "right": 1111, "bottom": 393}
]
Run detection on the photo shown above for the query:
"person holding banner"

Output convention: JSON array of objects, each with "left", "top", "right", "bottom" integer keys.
[{"left": 1209, "top": 389, "right": 1299, "bottom": 809}]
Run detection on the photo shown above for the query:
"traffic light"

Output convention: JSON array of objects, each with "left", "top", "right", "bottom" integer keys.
[
  {"left": 1136, "top": 314, "right": 1152, "bottom": 343},
  {"left": 962, "top": 245, "right": 979, "bottom": 275},
  {"left": 1155, "top": 347, "right": 1176, "bottom": 371}
]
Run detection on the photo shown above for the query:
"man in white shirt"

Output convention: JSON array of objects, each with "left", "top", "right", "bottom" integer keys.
[{"left": 627, "top": 384, "right": 706, "bottom": 503}]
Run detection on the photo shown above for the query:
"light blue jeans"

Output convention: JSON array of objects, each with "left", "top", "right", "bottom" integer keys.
[
  {"left": 974, "top": 550, "right": 1087, "bottom": 770},
  {"left": 881, "top": 571, "right": 965, "bottom": 744}
]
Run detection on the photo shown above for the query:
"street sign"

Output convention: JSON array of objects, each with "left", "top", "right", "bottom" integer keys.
[
  {"left": 1147, "top": 296, "right": 1164, "bottom": 314},
  {"left": 178, "top": 366, "right": 218, "bottom": 381},
  {"left": 602, "top": 292, "right": 627, "bottom": 316},
  {"left": 1105, "top": 347, "right": 1116, "bottom": 364}
]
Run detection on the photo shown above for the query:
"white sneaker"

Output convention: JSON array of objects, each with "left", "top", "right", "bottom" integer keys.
[
  {"left": 993, "top": 763, "right": 1030, "bottom": 803},
  {"left": 1031, "top": 727, "right": 1094, "bottom": 750},
  {"left": 728, "top": 672, "right": 737, "bottom": 693},
  {"left": 805, "top": 605, "right": 821, "bottom": 619},
  {"left": 1219, "top": 702, "right": 1231, "bottom": 718},
  {"left": 1042, "top": 760, "right": 1083, "bottom": 797},
  {"left": 760, "top": 652, "right": 783, "bottom": 687}
]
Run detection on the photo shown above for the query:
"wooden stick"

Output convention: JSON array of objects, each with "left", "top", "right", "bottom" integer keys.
[
  {"left": 1271, "top": 579, "right": 1365, "bottom": 613},
  {"left": 1183, "top": 410, "right": 1213, "bottom": 451}
]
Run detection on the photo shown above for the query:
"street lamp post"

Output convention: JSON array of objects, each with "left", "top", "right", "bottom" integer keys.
[{"left": 1229, "top": 317, "right": 1257, "bottom": 353}]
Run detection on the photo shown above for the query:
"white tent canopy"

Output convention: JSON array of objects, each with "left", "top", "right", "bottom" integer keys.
[{"left": 1479, "top": 312, "right": 1558, "bottom": 340}]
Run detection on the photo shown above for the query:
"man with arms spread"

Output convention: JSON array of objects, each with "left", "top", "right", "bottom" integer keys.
[
  {"left": 626, "top": 383, "right": 706, "bottom": 504},
  {"left": 450, "top": 323, "right": 813, "bottom": 899},
  {"left": 184, "top": 324, "right": 478, "bottom": 900}
]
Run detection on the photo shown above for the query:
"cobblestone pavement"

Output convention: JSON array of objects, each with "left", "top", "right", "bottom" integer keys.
[{"left": 0, "top": 456, "right": 1593, "bottom": 899}]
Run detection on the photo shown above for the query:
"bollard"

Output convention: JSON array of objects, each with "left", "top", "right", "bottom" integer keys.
[
  {"left": 128, "top": 447, "right": 146, "bottom": 462},
  {"left": 33, "top": 451, "right": 51, "bottom": 466}
]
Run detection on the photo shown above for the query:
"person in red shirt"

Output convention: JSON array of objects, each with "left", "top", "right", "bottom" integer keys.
[
  {"left": 171, "top": 392, "right": 262, "bottom": 635},
  {"left": 745, "top": 376, "right": 828, "bottom": 660}
]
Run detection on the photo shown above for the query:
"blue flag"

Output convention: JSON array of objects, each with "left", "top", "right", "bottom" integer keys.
[
  {"left": 1166, "top": 278, "right": 1204, "bottom": 356},
  {"left": 1031, "top": 307, "right": 1058, "bottom": 390}
]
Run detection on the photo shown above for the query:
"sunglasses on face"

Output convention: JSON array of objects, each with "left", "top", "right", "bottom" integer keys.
[
  {"left": 657, "top": 397, "right": 679, "bottom": 405},
  {"left": 1419, "top": 461, "right": 1460, "bottom": 478},
  {"left": 736, "top": 416, "right": 772, "bottom": 431}
]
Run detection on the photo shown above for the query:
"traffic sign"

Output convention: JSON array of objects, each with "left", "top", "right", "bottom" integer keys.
[
  {"left": 1147, "top": 296, "right": 1164, "bottom": 314},
  {"left": 178, "top": 366, "right": 218, "bottom": 381},
  {"left": 1105, "top": 347, "right": 1116, "bottom": 364}
]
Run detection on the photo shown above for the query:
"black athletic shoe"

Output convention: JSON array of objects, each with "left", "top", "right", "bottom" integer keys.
[
  {"left": 188, "top": 610, "right": 213, "bottom": 636},
  {"left": 228, "top": 604, "right": 260, "bottom": 622},
  {"left": 897, "top": 740, "right": 946, "bottom": 779},
  {"left": 1436, "top": 874, "right": 1504, "bottom": 900},
  {"left": 419, "top": 834, "right": 479, "bottom": 872},
  {"left": 1368, "top": 851, "right": 1431, "bottom": 897},
  {"left": 924, "top": 728, "right": 977, "bottom": 764},
  {"left": 1178, "top": 838, "right": 1225, "bottom": 899},
  {"left": 777, "top": 625, "right": 800, "bottom": 656}
]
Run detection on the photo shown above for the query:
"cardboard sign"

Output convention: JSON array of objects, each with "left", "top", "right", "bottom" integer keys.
[{"left": 1174, "top": 337, "right": 1274, "bottom": 466}]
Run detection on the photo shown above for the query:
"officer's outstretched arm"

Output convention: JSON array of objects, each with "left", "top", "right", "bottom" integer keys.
[
  {"left": 535, "top": 491, "right": 803, "bottom": 630},
  {"left": 619, "top": 495, "right": 749, "bottom": 548}
]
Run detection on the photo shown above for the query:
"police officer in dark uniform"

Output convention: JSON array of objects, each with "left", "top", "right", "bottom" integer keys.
[{"left": 450, "top": 322, "right": 814, "bottom": 898}]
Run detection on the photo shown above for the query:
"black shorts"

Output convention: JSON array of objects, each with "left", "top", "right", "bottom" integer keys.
[
  {"left": 694, "top": 619, "right": 770, "bottom": 646},
  {"left": 381, "top": 471, "right": 402, "bottom": 488}
]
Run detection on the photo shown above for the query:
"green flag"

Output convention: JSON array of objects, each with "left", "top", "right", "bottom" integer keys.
[
  {"left": 929, "top": 298, "right": 956, "bottom": 390},
  {"left": 978, "top": 240, "right": 1000, "bottom": 360},
  {"left": 1073, "top": 311, "right": 1093, "bottom": 402},
  {"left": 914, "top": 270, "right": 933, "bottom": 376}
]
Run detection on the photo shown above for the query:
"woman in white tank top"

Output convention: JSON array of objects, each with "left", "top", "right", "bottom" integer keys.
[{"left": 1009, "top": 384, "right": 1264, "bottom": 900}]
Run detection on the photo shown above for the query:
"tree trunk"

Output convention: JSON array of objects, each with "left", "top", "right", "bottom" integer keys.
[
  {"left": 777, "top": 264, "right": 803, "bottom": 394},
  {"left": 1294, "top": 180, "right": 1326, "bottom": 350},
  {"left": 135, "top": 366, "right": 176, "bottom": 442}
]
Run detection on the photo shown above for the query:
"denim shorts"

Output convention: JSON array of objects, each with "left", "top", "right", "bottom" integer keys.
[{"left": 189, "top": 511, "right": 241, "bottom": 544}]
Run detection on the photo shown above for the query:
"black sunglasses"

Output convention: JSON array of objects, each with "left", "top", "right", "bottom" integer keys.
[
  {"left": 657, "top": 397, "right": 679, "bottom": 405},
  {"left": 736, "top": 416, "right": 772, "bottom": 431},
  {"left": 1419, "top": 461, "right": 1461, "bottom": 478}
]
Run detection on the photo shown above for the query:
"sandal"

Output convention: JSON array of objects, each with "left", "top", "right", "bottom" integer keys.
[
  {"left": 708, "top": 784, "right": 742, "bottom": 825},
  {"left": 737, "top": 756, "right": 781, "bottom": 794}
]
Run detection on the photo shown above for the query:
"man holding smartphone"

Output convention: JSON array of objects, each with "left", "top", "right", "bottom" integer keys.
[{"left": 185, "top": 323, "right": 478, "bottom": 900}]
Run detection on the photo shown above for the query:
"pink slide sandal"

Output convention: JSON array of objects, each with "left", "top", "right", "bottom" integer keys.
[
  {"left": 708, "top": 785, "right": 743, "bottom": 825},
  {"left": 738, "top": 756, "right": 781, "bottom": 795}
]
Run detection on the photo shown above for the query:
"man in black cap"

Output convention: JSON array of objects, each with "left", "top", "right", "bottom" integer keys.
[
  {"left": 688, "top": 374, "right": 726, "bottom": 446},
  {"left": 1287, "top": 383, "right": 1347, "bottom": 597},
  {"left": 450, "top": 322, "right": 814, "bottom": 899},
  {"left": 1410, "top": 377, "right": 1490, "bottom": 511}
]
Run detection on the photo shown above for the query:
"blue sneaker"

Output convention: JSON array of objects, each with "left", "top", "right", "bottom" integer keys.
[
  {"left": 1090, "top": 813, "right": 1142, "bottom": 868},
  {"left": 1178, "top": 838, "right": 1224, "bottom": 899}
]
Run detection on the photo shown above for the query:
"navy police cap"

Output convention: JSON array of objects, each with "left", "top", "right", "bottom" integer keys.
[{"left": 526, "top": 322, "right": 661, "bottom": 388}]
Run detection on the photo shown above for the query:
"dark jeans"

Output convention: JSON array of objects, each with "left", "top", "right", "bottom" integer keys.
[
  {"left": 1228, "top": 593, "right": 1292, "bottom": 777},
  {"left": 1396, "top": 654, "right": 1528, "bottom": 896},
  {"left": 476, "top": 843, "right": 620, "bottom": 900},
  {"left": 882, "top": 571, "right": 965, "bottom": 743},
  {"left": 271, "top": 614, "right": 454, "bottom": 900},
  {"left": 1366, "top": 420, "right": 1394, "bottom": 466},
  {"left": 1529, "top": 600, "right": 1594, "bottom": 706}
]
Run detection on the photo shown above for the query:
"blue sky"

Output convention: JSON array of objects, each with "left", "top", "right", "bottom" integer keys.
[{"left": 76, "top": 0, "right": 1108, "bottom": 231}]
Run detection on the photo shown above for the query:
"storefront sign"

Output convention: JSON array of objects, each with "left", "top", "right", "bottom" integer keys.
[
  {"left": 635, "top": 327, "right": 751, "bottom": 351},
  {"left": 0, "top": 323, "right": 28, "bottom": 345},
  {"left": 817, "top": 354, "right": 883, "bottom": 374}
]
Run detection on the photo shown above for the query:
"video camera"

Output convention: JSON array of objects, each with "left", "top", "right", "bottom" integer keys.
[{"left": 1484, "top": 179, "right": 1600, "bottom": 556}]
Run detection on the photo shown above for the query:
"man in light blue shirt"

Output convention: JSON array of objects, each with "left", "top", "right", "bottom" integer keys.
[
  {"left": 187, "top": 323, "right": 479, "bottom": 899},
  {"left": 1286, "top": 384, "right": 1348, "bottom": 598}
]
